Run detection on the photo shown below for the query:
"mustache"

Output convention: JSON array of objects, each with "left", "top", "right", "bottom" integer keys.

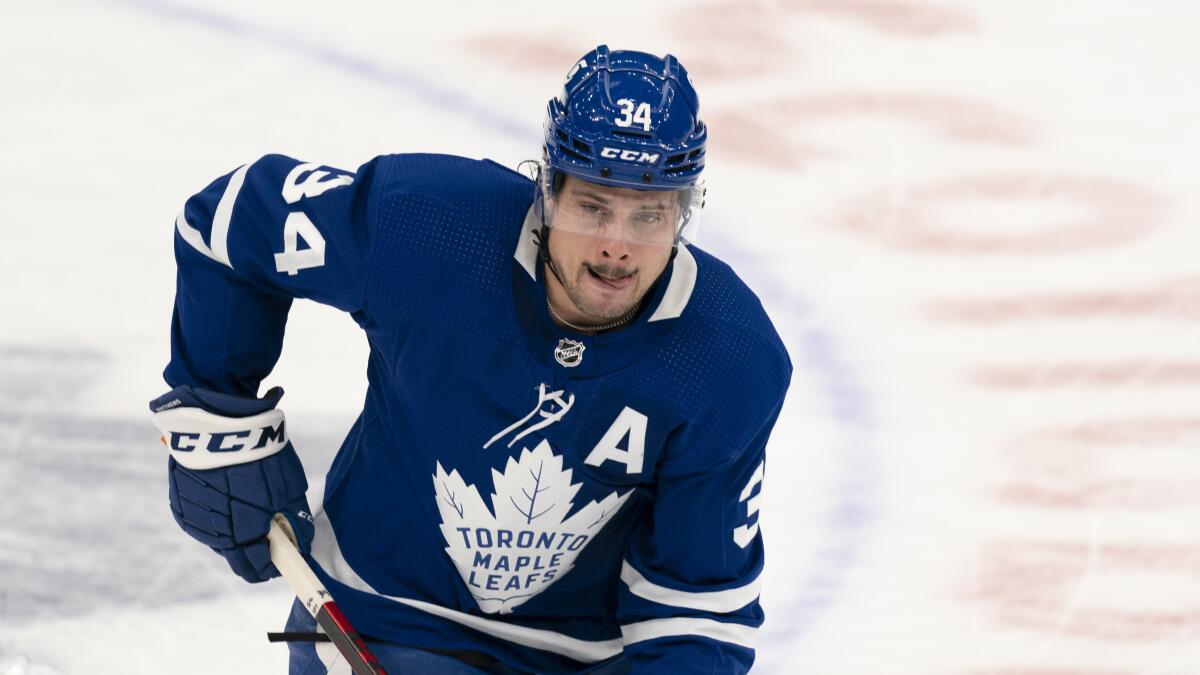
[{"left": 584, "top": 263, "right": 635, "bottom": 279}]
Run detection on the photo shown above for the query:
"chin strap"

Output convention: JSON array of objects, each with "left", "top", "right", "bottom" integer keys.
[{"left": 531, "top": 224, "right": 569, "bottom": 289}]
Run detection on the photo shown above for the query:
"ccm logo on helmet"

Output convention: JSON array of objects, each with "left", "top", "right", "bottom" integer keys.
[
  {"left": 600, "top": 147, "right": 660, "bottom": 164},
  {"left": 169, "top": 422, "right": 287, "bottom": 453}
]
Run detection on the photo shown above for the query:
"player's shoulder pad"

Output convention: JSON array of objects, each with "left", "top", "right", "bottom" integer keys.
[
  {"left": 364, "top": 154, "right": 535, "bottom": 339},
  {"left": 620, "top": 244, "right": 793, "bottom": 455},
  {"left": 684, "top": 243, "right": 793, "bottom": 399},
  {"left": 374, "top": 153, "right": 532, "bottom": 204}
]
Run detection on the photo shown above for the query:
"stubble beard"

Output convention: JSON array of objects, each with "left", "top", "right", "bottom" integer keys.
[{"left": 560, "top": 264, "right": 641, "bottom": 323}]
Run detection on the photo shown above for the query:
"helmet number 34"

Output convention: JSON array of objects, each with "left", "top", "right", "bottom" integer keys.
[{"left": 614, "top": 99, "right": 652, "bottom": 132}]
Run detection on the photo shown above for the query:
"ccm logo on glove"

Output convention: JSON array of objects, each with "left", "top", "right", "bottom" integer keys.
[
  {"left": 152, "top": 406, "right": 289, "bottom": 470},
  {"left": 167, "top": 423, "right": 285, "bottom": 452}
]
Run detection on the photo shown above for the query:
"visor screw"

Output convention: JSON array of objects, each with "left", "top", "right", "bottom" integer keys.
[
  {"left": 600, "top": 168, "right": 610, "bottom": 178},
  {"left": 642, "top": 172, "right": 652, "bottom": 183}
]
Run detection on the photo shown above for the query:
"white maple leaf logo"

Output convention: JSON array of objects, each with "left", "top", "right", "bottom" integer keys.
[{"left": 433, "top": 439, "right": 631, "bottom": 614}]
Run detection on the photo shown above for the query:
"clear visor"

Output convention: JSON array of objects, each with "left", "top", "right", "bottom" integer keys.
[{"left": 536, "top": 170, "right": 704, "bottom": 248}]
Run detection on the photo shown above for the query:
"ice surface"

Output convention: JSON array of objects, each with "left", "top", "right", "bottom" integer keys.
[{"left": 2, "top": 0, "right": 1198, "bottom": 672}]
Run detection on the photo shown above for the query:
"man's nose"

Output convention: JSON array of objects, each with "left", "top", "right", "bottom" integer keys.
[
  {"left": 599, "top": 237, "right": 631, "bottom": 260},
  {"left": 597, "top": 218, "right": 633, "bottom": 258}
]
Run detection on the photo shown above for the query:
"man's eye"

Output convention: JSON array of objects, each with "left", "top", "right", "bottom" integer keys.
[
  {"left": 636, "top": 212, "right": 663, "bottom": 225},
  {"left": 580, "top": 203, "right": 603, "bottom": 214}
]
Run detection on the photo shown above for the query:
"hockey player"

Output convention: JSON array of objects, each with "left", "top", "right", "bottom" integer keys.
[{"left": 150, "top": 45, "right": 791, "bottom": 674}]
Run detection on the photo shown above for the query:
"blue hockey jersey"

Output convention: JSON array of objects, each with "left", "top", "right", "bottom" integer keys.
[{"left": 165, "top": 153, "right": 792, "bottom": 673}]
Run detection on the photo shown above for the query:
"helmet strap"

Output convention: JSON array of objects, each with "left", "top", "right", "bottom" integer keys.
[
  {"left": 533, "top": 224, "right": 569, "bottom": 289},
  {"left": 533, "top": 164, "right": 570, "bottom": 289}
]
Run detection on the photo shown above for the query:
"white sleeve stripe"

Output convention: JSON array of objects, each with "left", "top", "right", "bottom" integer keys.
[
  {"left": 620, "top": 560, "right": 761, "bottom": 613},
  {"left": 210, "top": 162, "right": 251, "bottom": 269},
  {"left": 621, "top": 617, "right": 758, "bottom": 650},
  {"left": 175, "top": 210, "right": 230, "bottom": 268}
]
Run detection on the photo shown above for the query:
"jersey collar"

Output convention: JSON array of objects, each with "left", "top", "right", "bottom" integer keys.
[{"left": 510, "top": 206, "right": 698, "bottom": 379}]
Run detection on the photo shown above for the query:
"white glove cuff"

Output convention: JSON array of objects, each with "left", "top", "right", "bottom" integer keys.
[{"left": 153, "top": 406, "right": 288, "bottom": 470}]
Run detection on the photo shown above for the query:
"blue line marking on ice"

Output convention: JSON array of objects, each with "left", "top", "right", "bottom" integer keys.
[
  {"left": 105, "top": 0, "right": 535, "bottom": 144},
  {"left": 106, "top": 0, "right": 880, "bottom": 658},
  {"left": 707, "top": 236, "right": 879, "bottom": 652}
]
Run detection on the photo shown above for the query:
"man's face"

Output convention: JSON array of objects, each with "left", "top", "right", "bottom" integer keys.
[{"left": 545, "top": 175, "right": 680, "bottom": 324}]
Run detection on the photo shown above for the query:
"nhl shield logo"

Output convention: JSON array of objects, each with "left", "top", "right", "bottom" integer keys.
[{"left": 554, "top": 338, "right": 585, "bottom": 367}]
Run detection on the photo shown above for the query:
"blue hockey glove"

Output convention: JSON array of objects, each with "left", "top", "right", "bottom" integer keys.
[{"left": 150, "top": 385, "right": 315, "bottom": 583}]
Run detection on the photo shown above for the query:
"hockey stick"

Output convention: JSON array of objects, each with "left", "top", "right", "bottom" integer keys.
[{"left": 267, "top": 514, "right": 389, "bottom": 675}]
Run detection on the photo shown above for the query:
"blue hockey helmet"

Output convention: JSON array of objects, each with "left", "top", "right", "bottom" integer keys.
[
  {"left": 544, "top": 45, "right": 706, "bottom": 192},
  {"left": 538, "top": 45, "right": 707, "bottom": 247}
]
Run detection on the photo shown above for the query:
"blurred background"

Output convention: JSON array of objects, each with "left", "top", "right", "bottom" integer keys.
[{"left": 1, "top": 1, "right": 1198, "bottom": 672}]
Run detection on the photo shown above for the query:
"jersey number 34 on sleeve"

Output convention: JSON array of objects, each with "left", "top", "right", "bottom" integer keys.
[{"left": 273, "top": 162, "right": 354, "bottom": 276}]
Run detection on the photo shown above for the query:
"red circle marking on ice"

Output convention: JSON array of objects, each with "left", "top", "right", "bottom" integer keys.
[
  {"left": 839, "top": 173, "right": 1164, "bottom": 254},
  {"left": 784, "top": 0, "right": 978, "bottom": 35},
  {"left": 927, "top": 277, "right": 1200, "bottom": 322},
  {"left": 970, "top": 360, "right": 1200, "bottom": 389},
  {"left": 970, "top": 540, "right": 1200, "bottom": 641},
  {"left": 993, "top": 418, "right": 1200, "bottom": 510},
  {"left": 706, "top": 94, "right": 1035, "bottom": 170}
]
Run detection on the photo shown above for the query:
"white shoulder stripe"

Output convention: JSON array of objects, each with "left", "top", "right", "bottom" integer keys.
[
  {"left": 513, "top": 205, "right": 541, "bottom": 280},
  {"left": 308, "top": 508, "right": 624, "bottom": 664},
  {"left": 621, "top": 616, "right": 758, "bottom": 650},
  {"left": 620, "top": 561, "right": 760, "bottom": 614},
  {"left": 647, "top": 244, "right": 697, "bottom": 322},
  {"left": 210, "top": 162, "right": 251, "bottom": 269},
  {"left": 175, "top": 210, "right": 228, "bottom": 267}
]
